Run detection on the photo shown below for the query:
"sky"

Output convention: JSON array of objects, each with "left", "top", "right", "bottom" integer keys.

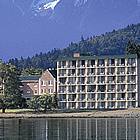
[{"left": 1, "top": 0, "right": 140, "bottom": 62}]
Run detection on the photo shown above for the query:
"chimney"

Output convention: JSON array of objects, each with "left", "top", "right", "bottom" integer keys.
[{"left": 74, "top": 53, "right": 80, "bottom": 57}]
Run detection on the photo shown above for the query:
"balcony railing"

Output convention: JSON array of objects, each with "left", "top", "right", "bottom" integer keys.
[
  {"left": 88, "top": 98, "right": 95, "bottom": 101},
  {"left": 60, "top": 99, "right": 66, "bottom": 101},
  {"left": 77, "top": 81, "right": 85, "bottom": 84},
  {"left": 98, "top": 64, "right": 105, "bottom": 67},
  {"left": 87, "top": 64, "right": 95, "bottom": 67},
  {"left": 87, "top": 81, "right": 96, "bottom": 84},
  {"left": 108, "top": 81, "right": 115, "bottom": 84},
  {"left": 78, "top": 98, "right": 86, "bottom": 101},
  {"left": 87, "top": 89, "right": 96, "bottom": 92},
  {"left": 107, "top": 89, "right": 115, "bottom": 92}
]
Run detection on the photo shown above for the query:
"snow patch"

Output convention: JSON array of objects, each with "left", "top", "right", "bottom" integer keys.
[
  {"left": 43, "top": 0, "right": 60, "bottom": 10},
  {"left": 34, "top": 0, "right": 60, "bottom": 12}
]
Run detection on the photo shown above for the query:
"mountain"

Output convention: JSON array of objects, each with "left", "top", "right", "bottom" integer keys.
[
  {"left": 8, "top": 23, "right": 140, "bottom": 71},
  {"left": 1, "top": 0, "right": 140, "bottom": 61}
]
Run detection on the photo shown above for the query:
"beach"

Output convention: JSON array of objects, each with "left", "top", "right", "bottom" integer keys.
[{"left": 0, "top": 108, "right": 140, "bottom": 118}]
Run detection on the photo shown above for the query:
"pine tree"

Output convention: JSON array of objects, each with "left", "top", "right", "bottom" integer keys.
[
  {"left": 0, "top": 62, "right": 24, "bottom": 113},
  {"left": 125, "top": 40, "right": 140, "bottom": 57}
]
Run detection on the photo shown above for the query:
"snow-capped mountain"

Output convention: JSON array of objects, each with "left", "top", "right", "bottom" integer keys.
[{"left": 1, "top": 0, "right": 140, "bottom": 61}]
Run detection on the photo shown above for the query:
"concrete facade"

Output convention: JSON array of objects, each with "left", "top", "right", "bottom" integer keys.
[{"left": 57, "top": 53, "right": 140, "bottom": 109}]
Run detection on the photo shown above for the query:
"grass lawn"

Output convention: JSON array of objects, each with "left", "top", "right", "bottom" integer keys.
[{"left": 0, "top": 109, "right": 34, "bottom": 113}]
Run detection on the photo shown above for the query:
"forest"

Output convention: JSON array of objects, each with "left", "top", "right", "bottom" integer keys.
[{"left": 8, "top": 23, "right": 140, "bottom": 71}]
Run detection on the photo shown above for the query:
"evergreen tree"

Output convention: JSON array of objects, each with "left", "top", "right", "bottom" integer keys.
[
  {"left": 21, "top": 68, "right": 44, "bottom": 76},
  {"left": 0, "top": 62, "right": 24, "bottom": 113},
  {"left": 125, "top": 40, "right": 140, "bottom": 57}
]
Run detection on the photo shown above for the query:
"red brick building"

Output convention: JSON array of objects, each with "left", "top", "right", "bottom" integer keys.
[{"left": 20, "top": 69, "right": 57, "bottom": 101}]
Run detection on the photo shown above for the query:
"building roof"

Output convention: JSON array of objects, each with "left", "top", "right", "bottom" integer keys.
[
  {"left": 57, "top": 54, "right": 137, "bottom": 61},
  {"left": 48, "top": 69, "right": 57, "bottom": 78},
  {"left": 20, "top": 75, "right": 42, "bottom": 81}
]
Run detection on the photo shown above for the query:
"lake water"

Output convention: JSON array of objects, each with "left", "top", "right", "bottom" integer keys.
[{"left": 0, "top": 118, "right": 139, "bottom": 140}]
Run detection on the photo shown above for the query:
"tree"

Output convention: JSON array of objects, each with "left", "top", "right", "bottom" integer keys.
[
  {"left": 28, "top": 93, "right": 57, "bottom": 112},
  {"left": 21, "top": 67, "right": 44, "bottom": 76},
  {"left": 28, "top": 96, "right": 40, "bottom": 112},
  {"left": 125, "top": 40, "right": 140, "bottom": 57},
  {"left": 0, "top": 62, "right": 24, "bottom": 113},
  {"left": 38, "top": 93, "right": 52, "bottom": 112},
  {"left": 52, "top": 93, "right": 58, "bottom": 108}
]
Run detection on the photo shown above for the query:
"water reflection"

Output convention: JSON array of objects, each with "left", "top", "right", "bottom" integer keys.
[{"left": 0, "top": 118, "right": 139, "bottom": 140}]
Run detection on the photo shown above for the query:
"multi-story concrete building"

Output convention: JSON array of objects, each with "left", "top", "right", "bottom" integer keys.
[
  {"left": 57, "top": 53, "right": 140, "bottom": 109},
  {"left": 20, "top": 69, "right": 57, "bottom": 101}
]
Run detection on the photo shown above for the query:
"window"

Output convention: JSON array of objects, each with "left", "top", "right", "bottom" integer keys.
[
  {"left": 49, "top": 89, "right": 53, "bottom": 94},
  {"left": 27, "top": 88, "right": 30, "bottom": 93},
  {"left": 35, "top": 89, "right": 37, "bottom": 94},
  {"left": 41, "top": 89, "right": 46, "bottom": 94},
  {"left": 48, "top": 80, "right": 53, "bottom": 86},
  {"left": 41, "top": 80, "right": 46, "bottom": 86}
]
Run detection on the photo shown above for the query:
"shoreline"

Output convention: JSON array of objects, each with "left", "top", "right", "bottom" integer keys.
[{"left": 0, "top": 108, "right": 140, "bottom": 119}]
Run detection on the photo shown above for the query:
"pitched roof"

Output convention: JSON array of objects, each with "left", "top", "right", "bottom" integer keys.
[
  {"left": 20, "top": 75, "right": 42, "bottom": 81},
  {"left": 48, "top": 69, "right": 57, "bottom": 78},
  {"left": 57, "top": 54, "right": 137, "bottom": 61}
]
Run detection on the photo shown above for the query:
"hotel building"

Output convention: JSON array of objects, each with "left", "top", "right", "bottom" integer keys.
[{"left": 57, "top": 53, "right": 140, "bottom": 109}]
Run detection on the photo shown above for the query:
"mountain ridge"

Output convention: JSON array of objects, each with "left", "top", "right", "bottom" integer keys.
[
  {"left": 8, "top": 23, "right": 140, "bottom": 71},
  {"left": 1, "top": 0, "right": 140, "bottom": 61}
]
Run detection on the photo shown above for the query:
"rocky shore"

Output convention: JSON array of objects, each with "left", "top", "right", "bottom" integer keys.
[{"left": 0, "top": 108, "right": 140, "bottom": 119}]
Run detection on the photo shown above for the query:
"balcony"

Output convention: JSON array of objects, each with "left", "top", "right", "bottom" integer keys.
[
  {"left": 118, "top": 63, "right": 125, "bottom": 66},
  {"left": 59, "top": 73, "right": 67, "bottom": 77},
  {"left": 107, "top": 89, "right": 115, "bottom": 92},
  {"left": 87, "top": 81, "right": 96, "bottom": 85},
  {"left": 98, "top": 81, "right": 105, "bottom": 85},
  {"left": 87, "top": 89, "right": 96, "bottom": 93},
  {"left": 108, "top": 97, "right": 115, "bottom": 100},
  {"left": 88, "top": 98, "right": 95, "bottom": 101},
  {"left": 117, "top": 72, "right": 125, "bottom": 75},
  {"left": 78, "top": 73, "right": 85, "bottom": 76},
  {"left": 108, "top": 63, "right": 115, "bottom": 67},
  {"left": 60, "top": 99, "right": 66, "bottom": 101},
  {"left": 68, "top": 98, "right": 76, "bottom": 101},
  {"left": 69, "top": 65, "right": 76, "bottom": 68},
  {"left": 107, "top": 72, "right": 115, "bottom": 75},
  {"left": 108, "top": 81, "right": 115, "bottom": 84},
  {"left": 68, "top": 90, "right": 76, "bottom": 93},
  {"left": 117, "top": 98, "right": 125, "bottom": 100},
  {"left": 59, "top": 90, "right": 66, "bottom": 93},
  {"left": 127, "top": 88, "right": 136, "bottom": 92},
  {"left": 68, "top": 82, "right": 75, "bottom": 85},
  {"left": 127, "top": 80, "right": 135, "bottom": 83},
  {"left": 127, "top": 97, "right": 136, "bottom": 100},
  {"left": 59, "top": 82, "right": 66, "bottom": 85},
  {"left": 77, "top": 81, "right": 85, "bottom": 84},
  {"left": 77, "top": 90, "right": 85, "bottom": 93},
  {"left": 117, "top": 89, "right": 125, "bottom": 92},
  {"left": 97, "top": 72, "right": 105, "bottom": 75},
  {"left": 127, "top": 71, "right": 136, "bottom": 75},
  {"left": 98, "top": 64, "right": 105, "bottom": 67},
  {"left": 78, "top": 98, "right": 86, "bottom": 101},
  {"left": 59, "top": 65, "right": 67, "bottom": 68},
  {"left": 87, "top": 64, "right": 95, "bottom": 67},
  {"left": 88, "top": 72, "right": 95, "bottom": 75},
  {"left": 78, "top": 65, "right": 85, "bottom": 68},
  {"left": 117, "top": 81, "right": 125, "bottom": 83},
  {"left": 68, "top": 73, "right": 76, "bottom": 76}
]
